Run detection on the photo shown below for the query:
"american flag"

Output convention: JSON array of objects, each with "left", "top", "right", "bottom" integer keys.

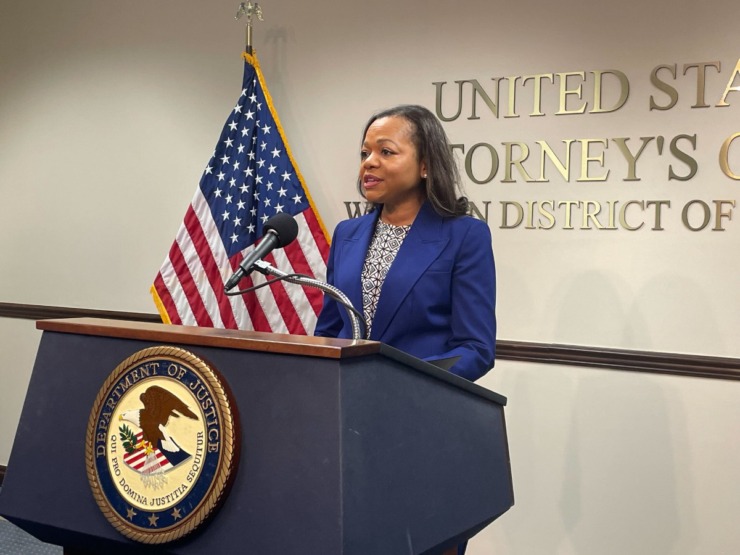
[
  {"left": 122, "top": 432, "right": 175, "bottom": 474},
  {"left": 151, "top": 52, "right": 330, "bottom": 334}
]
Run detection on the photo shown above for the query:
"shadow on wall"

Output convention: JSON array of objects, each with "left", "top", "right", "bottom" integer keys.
[
  {"left": 557, "top": 371, "right": 694, "bottom": 554},
  {"left": 550, "top": 268, "right": 725, "bottom": 355},
  {"left": 548, "top": 271, "right": 694, "bottom": 553},
  {"left": 627, "top": 273, "right": 725, "bottom": 356},
  {"left": 550, "top": 270, "right": 648, "bottom": 350},
  {"left": 492, "top": 260, "right": 536, "bottom": 341},
  {"left": 477, "top": 362, "right": 583, "bottom": 553}
]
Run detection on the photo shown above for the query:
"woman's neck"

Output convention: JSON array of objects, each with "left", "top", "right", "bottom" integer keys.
[{"left": 379, "top": 195, "right": 424, "bottom": 226}]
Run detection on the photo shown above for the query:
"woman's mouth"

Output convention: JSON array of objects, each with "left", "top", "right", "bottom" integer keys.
[{"left": 363, "top": 174, "right": 382, "bottom": 188}]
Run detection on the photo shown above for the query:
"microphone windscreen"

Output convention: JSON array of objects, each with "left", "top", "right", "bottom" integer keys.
[{"left": 263, "top": 213, "right": 299, "bottom": 247}]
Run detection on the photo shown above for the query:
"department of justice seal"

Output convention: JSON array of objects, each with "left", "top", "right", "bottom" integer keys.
[{"left": 86, "top": 346, "right": 240, "bottom": 544}]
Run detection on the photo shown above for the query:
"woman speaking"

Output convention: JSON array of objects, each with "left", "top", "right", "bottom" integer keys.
[{"left": 315, "top": 104, "right": 496, "bottom": 383}]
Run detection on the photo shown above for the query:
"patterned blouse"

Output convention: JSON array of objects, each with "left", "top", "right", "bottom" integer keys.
[{"left": 361, "top": 220, "right": 411, "bottom": 337}]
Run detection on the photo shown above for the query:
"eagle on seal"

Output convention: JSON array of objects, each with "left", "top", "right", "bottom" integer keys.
[{"left": 120, "top": 385, "right": 198, "bottom": 467}]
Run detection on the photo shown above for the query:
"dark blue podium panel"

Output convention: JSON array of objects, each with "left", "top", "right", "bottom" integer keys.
[
  {"left": 341, "top": 353, "right": 512, "bottom": 554},
  {"left": 0, "top": 322, "right": 512, "bottom": 554}
]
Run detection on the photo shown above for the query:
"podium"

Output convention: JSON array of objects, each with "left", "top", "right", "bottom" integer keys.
[{"left": 0, "top": 318, "right": 513, "bottom": 554}]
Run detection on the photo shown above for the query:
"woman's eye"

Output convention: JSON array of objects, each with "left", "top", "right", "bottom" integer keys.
[
  {"left": 360, "top": 150, "right": 369, "bottom": 159},
  {"left": 381, "top": 148, "right": 393, "bottom": 155}
]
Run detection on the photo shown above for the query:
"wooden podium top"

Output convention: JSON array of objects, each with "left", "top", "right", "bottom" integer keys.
[{"left": 36, "top": 318, "right": 382, "bottom": 360}]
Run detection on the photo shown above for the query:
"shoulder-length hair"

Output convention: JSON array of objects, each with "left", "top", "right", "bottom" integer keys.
[{"left": 357, "top": 104, "right": 468, "bottom": 217}]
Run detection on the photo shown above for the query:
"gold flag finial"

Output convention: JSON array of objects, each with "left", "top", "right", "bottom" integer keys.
[{"left": 235, "top": 2, "right": 264, "bottom": 55}]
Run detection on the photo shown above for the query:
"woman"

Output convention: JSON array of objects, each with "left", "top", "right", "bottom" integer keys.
[
  {"left": 315, "top": 104, "right": 496, "bottom": 382},
  {"left": 315, "top": 105, "right": 496, "bottom": 555}
]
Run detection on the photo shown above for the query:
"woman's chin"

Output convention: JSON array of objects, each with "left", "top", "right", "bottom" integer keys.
[{"left": 363, "top": 190, "right": 383, "bottom": 204}]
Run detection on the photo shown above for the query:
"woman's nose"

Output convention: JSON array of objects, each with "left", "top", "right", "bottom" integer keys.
[{"left": 362, "top": 152, "right": 378, "bottom": 167}]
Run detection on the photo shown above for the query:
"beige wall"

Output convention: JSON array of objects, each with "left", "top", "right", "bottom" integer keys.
[
  {"left": 1, "top": 1, "right": 739, "bottom": 553},
  {"left": 477, "top": 361, "right": 740, "bottom": 553},
  {"left": 2, "top": 0, "right": 739, "bottom": 353}
]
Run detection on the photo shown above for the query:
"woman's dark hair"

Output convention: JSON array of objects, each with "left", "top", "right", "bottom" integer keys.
[{"left": 358, "top": 104, "right": 468, "bottom": 217}]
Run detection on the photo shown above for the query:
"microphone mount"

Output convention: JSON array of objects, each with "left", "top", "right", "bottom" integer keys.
[{"left": 252, "top": 260, "right": 366, "bottom": 340}]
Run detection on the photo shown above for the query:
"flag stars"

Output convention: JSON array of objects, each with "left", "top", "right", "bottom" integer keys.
[{"left": 197, "top": 71, "right": 311, "bottom": 255}]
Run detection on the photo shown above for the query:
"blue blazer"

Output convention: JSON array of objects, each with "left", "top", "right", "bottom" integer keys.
[{"left": 314, "top": 201, "right": 496, "bottom": 381}]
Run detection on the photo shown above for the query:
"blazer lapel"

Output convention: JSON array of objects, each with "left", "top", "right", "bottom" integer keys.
[
  {"left": 335, "top": 213, "right": 377, "bottom": 322},
  {"left": 370, "top": 202, "right": 448, "bottom": 340}
]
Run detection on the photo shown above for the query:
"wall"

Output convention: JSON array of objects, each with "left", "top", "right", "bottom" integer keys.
[
  {"left": 1, "top": 1, "right": 738, "bottom": 553},
  {"left": 476, "top": 361, "right": 740, "bottom": 553}
]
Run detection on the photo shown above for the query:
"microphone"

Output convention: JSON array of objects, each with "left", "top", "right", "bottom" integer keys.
[{"left": 224, "top": 213, "right": 299, "bottom": 291}]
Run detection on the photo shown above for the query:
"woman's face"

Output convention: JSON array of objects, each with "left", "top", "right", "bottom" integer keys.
[{"left": 359, "top": 116, "right": 426, "bottom": 210}]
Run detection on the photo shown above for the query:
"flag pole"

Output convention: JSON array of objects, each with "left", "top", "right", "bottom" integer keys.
[{"left": 235, "top": 1, "right": 264, "bottom": 55}]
